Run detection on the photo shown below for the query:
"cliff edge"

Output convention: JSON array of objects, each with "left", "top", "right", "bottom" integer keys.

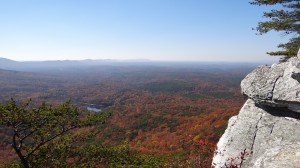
[{"left": 212, "top": 57, "right": 300, "bottom": 168}]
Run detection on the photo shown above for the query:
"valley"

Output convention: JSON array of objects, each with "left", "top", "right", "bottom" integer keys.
[{"left": 0, "top": 59, "right": 258, "bottom": 166}]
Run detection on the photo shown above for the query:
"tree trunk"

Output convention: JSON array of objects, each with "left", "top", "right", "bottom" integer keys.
[
  {"left": 12, "top": 131, "right": 30, "bottom": 168},
  {"left": 12, "top": 145, "right": 29, "bottom": 168}
]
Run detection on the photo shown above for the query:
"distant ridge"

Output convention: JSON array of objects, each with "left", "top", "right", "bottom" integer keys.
[
  {"left": 0, "top": 57, "right": 263, "bottom": 74},
  {"left": 0, "top": 57, "right": 17, "bottom": 63},
  {"left": 0, "top": 57, "right": 21, "bottom": 71}
]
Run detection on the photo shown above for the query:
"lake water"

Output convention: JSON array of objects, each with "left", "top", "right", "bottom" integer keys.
[{"left": 87, "top": 107, "right": 102, "bottom": 112}]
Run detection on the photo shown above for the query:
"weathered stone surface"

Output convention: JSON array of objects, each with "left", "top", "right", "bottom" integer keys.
[
  {"left": 241, "top": 57, "right": 300, "bottom": 112},
  {"left": 213, "top": 53, "right": 300, "bottom": 167},
  {"left": 212, "top": 99, "right": 300, "bottom": 168}
]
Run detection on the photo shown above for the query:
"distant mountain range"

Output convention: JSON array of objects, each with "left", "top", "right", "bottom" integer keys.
[
  {"left": 0, "top": 57, "right": 267, "bottom": 74},
  {"left": 0, "top": 57, "right": 114, "bottom": 71}
]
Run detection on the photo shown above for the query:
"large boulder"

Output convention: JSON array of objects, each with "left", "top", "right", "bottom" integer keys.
[
  {"left": 212, "top": 99, "right": 300, "bottom": 168},
  {"left": 241, "top": 57, "right": 300, "bottom": 113}
]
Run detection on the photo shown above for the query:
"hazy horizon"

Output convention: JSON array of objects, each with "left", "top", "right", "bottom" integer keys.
[{"left": 0, "top": 56, "right": 278, "bottom": 64}]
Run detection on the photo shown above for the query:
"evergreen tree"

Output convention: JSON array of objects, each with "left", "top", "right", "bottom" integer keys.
[{"left": 251, "top": 0, "right": 299, "bottom": 61}]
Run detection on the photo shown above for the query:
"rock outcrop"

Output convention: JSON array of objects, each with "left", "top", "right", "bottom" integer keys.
[
  {"left": 241, "top": 57, "right": 300, "bottom": 112},
  {"left": 212, "top": 56, "right": 300, "bottom": 168}
]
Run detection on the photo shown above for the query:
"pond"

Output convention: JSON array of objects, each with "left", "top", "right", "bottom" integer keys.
[{"left": 87, "top": 106, "right": 102, "bottom": 112}]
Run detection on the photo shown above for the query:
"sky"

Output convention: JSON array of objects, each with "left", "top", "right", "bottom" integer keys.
[{"left": 0, "top": 0, "right": 288, "bottom": 62}]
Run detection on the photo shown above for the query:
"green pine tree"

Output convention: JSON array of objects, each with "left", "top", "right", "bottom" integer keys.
[{"left": 251, "top": 0, "right": 300, "bottom": 62}]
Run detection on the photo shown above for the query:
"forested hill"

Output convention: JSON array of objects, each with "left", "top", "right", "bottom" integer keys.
[{"left": 0, "top": 58, "right": 258, "bottom": 166}]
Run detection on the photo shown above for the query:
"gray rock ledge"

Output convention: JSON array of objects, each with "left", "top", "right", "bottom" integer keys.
[
  {"left": 212, "top": 99, "right": 300, "bottom": 168},
  {"left": 241, "top": 57, "right": 300, "bottom": 113}
]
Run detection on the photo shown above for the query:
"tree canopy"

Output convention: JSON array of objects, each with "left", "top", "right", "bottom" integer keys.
[
  {"left": 0, "top": 99, "right": 166, "bottom": 167},
  {"left": 251, "top": 0, "right": 300, "bottom": 61},
  {"left": 0, "top": 99, "right": 111, "bottom": 167}
]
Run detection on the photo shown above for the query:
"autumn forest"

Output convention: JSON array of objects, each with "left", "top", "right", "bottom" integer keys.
[{"left": 0, "top": 58, "right": 258, "bottom": 167}]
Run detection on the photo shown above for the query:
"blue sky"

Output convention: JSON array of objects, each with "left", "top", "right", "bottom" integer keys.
[{"left": 0, "top": 0, "right": 287, "bottom": 62}]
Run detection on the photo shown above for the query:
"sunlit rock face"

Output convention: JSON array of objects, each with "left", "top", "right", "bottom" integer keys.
[
  {"left": 241, "top": 57, "right": 300, "bottom": 113},
  {"left": 213, "top": 57, "right": 300, "bottom": 168}
]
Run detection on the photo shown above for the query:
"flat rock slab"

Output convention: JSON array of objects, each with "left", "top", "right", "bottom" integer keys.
[
  {"left": 212, "top": 99, "right": 300, "bottom": 168},
  {"left": 241, "top": 57, "right": 300, "bottom": 112}
]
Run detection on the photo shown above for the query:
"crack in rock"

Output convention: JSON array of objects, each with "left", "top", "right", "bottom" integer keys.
[
  {"left": 250, "top": 114, "right": 263, "bottom": 151},
  {"left": 270, "top": 123, "right": 275, "bottom": 135},
  {"left": 269, "top": 75, "right": 282, "bottom": 100}
]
